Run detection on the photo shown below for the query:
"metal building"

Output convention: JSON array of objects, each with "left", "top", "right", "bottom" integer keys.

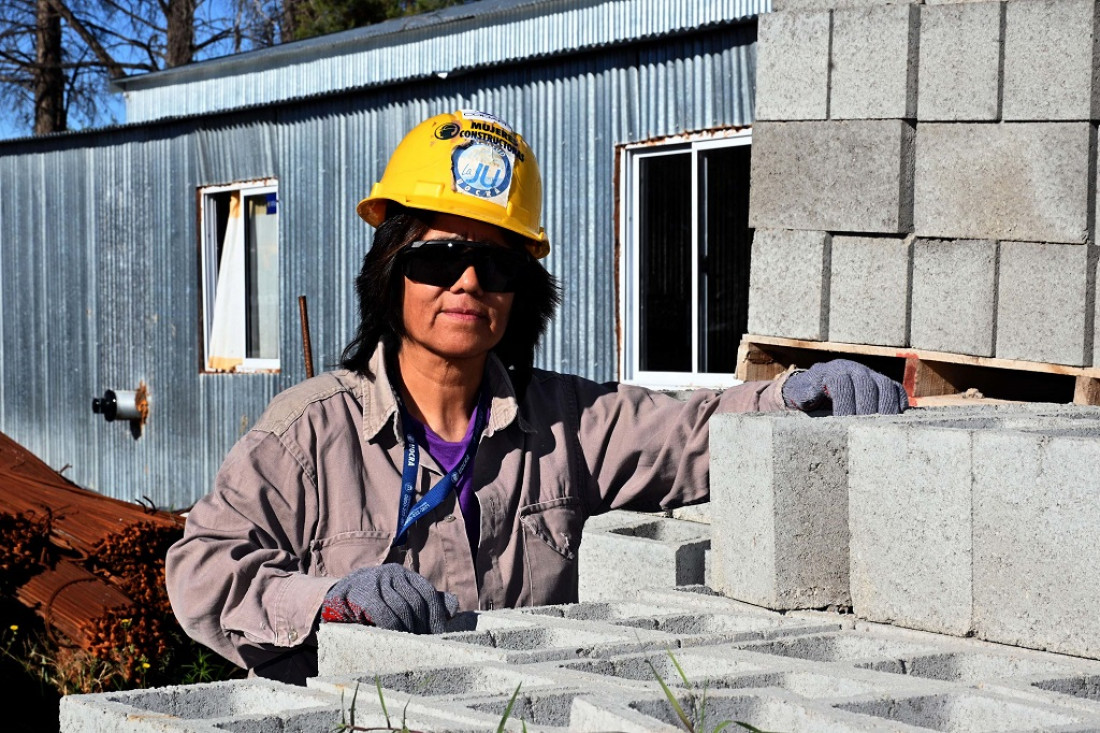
[{"left": 0, "top": 0, "right": 767, "bottom": 509}]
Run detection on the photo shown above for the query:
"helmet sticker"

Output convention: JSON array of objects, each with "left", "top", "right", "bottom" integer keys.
[
  {"left": 459, "top": 109, "right": 512, "bottom": 129},
  {"left": 434, "top": 122, "right": 461, "bottom": 140},
  {"left": 452, "top": 143, "right": 514, "bottom": 204}
]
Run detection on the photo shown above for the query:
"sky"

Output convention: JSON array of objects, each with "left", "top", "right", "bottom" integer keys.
[{"left": 0, "top": 0, "right": 243, "bottom": 141}]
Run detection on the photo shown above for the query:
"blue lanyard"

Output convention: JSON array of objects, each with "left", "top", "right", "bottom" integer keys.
[{"left": 393, "top": 388, "right": 489, "bottom": 547}]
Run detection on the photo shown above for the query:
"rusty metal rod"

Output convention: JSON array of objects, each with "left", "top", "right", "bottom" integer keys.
[{"left": 298, "top": 295, "right": 315, "bottom": 379}]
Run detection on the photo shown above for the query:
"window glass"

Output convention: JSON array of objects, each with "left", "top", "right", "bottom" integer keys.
[
  {"left": 620, "top": 134, "right": 752, "bottom": 387},
  {"left": 639, "top": 153, "right": 691, "bottom": 372},
  {"left": 701, "top": 144, "right": 752, "bottom": 373},
  {"left": 200, "top": 181, "right": 279, "bottom": 373}
]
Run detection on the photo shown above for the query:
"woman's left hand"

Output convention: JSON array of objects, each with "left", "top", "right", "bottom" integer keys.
[{"left": 782, "top": 359, "right": 909, "bottom": 416}]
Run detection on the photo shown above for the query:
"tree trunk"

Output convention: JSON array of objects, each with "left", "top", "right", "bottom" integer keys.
[
  {"left": 33, "top": 0, "right": 65, "bottom": 134},
  {"left": 166, "top": 0, "right": 196, "bottom": 67}
]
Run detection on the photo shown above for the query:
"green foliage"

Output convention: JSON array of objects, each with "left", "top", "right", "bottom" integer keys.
[
  {"left": 334, "top": 678, "right": 524, "bottom": 732},
  {"left": 287, "top": 0, "right": 476, "bottom": 41},
  {"left": 646, "top": 649, "right": 777, "bottom": 733}
]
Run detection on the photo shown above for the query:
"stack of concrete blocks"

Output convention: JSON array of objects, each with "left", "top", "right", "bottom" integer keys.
[
  {"left": 748, "top": 0, "right": 1099, "bottom": 366},
  {"left": 577, "top": 509, "right": 711, "bottom": 602},
  {"left": 60, "top": 586, "right": 1100, "bottom": 731},
  {"left": 708, "top": 404, "right": 1100, "bottom": 663}
]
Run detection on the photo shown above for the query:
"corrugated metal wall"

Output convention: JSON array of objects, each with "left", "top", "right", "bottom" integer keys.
[
  {"left": 121, "top": 0, "right": 769, "bottom": 124},
  {"left": 0, "top": 22, "right": 757, "bottom": 510}
]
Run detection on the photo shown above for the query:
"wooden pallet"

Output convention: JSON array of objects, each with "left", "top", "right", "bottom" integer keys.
[{"left": 736, "top": 335, "right": 1100, "bottom": 407}]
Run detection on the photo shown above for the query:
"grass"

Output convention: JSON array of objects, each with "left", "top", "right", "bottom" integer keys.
[
  {"left": 646, "top": 649, "right": 777, "bottom": 733},
  {"left": 333, "top": 678, "right": 525, "bottom": 733}
]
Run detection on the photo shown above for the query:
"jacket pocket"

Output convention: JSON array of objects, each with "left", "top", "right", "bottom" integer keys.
[
  {"left": 309, "top": 530, "right": 398, "bottom": 577},
  {"left": 519, "top": 497, "right": 584, "bottom": 605}
]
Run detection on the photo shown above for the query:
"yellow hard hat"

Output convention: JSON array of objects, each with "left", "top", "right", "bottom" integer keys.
[{"left": 357, "top": 110, "right": 550, "bottom": 259}]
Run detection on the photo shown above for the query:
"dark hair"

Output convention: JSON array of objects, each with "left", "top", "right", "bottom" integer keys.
[{"left": 339, "top": 205, "right": 561, "bottom": 396}]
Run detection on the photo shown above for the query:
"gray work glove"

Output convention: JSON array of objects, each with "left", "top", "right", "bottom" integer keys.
[
  {"left": 320, "top": 564, "right": 459, "bottom": 634},
  {"left": 782, "top": 359, "right": 909, "bottom": 416}
]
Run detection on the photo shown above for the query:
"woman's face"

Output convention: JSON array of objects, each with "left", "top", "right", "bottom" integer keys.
[{"left": 399, "top": 212, "right": 516, "bottom": 363}]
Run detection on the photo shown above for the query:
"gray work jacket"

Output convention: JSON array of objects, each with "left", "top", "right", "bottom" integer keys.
[{"left": 165, "top": 344, "right": 788, "bottom": 680}]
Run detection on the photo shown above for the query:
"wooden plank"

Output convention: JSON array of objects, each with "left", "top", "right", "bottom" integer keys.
[
  {"left": 743, "top": 334, "right": 1100, "bottom": 378},
  {"left": 1073, "top": 376, "right": 1100, "bottom": 406},
  {"left": 735, "top": 342, "right": 787, "bottom": 382}
]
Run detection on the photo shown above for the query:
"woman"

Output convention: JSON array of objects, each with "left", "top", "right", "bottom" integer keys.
[{"left": 166, "top": 110, "right": 907, "bottom": 685}]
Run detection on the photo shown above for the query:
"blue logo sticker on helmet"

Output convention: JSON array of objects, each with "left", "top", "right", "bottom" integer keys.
[{"left": 452, "top": 144, "right": 513, "bottom": 200}]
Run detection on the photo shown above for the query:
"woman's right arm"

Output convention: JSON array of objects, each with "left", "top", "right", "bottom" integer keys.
[{"left": 165, "top": 430, "right": 338, "bottom": 672}]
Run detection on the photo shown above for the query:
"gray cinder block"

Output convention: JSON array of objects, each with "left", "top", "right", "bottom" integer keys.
[
  {"left": 917, "top": 1, "right": 1002, "bottom": 121},
  {"left": 830, "top": 4, "right": 919, "bottom": 120},
  {"left": 774, "top": 0, "right": 919, "bottom": 9},
  {"left": 578, "top": 516, "right": 709, "bottom": 601},
  {"left": 755, "top": 10, "right": 830, "bottom": 121},
  {"left": 973, "top": 427, "right": 1100, "bottom": 658},
  {"left": 828, "top": 235, "right": 911, "bottom": 347},
  {"left": 747, "top": 229, "right": 831, "bottom": 340},
  {"left": 848, "top": 423, "right": 975, "bottom": 636},
  {"left": 910, "top": 238, "right": 997, "bottom": 356},
  {"left": 914, "top": 123, "right": 1092, "bottom": 245},
  {"left": 749, "top": 120, "right": 916, "bottom": 234},
  {"left": 709, "top": 412, "right": 852, "bottom": 611},
  {"left": 1003, "top": 0, "right": 1100, "bottom": 121},
  {"left": 996, "top": 241, "right": 1096, "bottom": 367}
]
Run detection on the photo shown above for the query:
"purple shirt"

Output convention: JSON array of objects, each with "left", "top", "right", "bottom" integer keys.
[{"left": 404, "top": 405, "right": 484, "bottom": 558}]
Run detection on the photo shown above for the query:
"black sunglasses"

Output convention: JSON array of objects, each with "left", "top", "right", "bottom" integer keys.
[{"left": 399, "top": 240, "right": 531, "bottom": 293}]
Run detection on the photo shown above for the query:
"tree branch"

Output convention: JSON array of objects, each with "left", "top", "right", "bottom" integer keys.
[{"left": 44, "top": 0, "right": 126, "bottom": 78}]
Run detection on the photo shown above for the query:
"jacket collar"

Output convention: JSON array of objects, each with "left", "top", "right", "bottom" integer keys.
[{"left": 359, "top": 342, "right": 533, "bottom": 444}]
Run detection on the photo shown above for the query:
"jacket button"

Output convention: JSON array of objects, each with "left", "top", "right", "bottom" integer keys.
[{"left": 288, "top": 629, "right": 298, "bottom": 642}]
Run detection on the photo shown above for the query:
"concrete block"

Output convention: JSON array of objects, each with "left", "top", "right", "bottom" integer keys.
[
  {"left": 910, "top": 238, "right": 997, "bottom": 356},
  {"left": 996, "top": 241, "right": 1096, "bottom": 367},
  {"left": 58, "top": 679, "right": 340, "bottom": 733},
  {"left": 1094, "top": 251, "right": 1100, "bottom": 368},
  {"left": 828, "top": 235, "right": 911, "bottom": 347},
  {"left": 755, "top": 10, "right": 830, "bottom": 121},
  {"left": 972, "top": 427, "right": 1100, "bottom": 658},
  {"left": 749, "top": 120, "right": 915, "bottom": 234},
  {"left": 748, "top": 229, "right": 831, "bottom": 340},
  {"left": 1003, "top": 0, "right": 1100, "bottom": 121},
  {"left": 578, "top": 515, "right": 709, "bottom": 601},
  {"left": 709, "top": 412, "right": 852, "bottom": 610},
  {"left": 848, "top": 423, "right": 975, "bottom": 636},
  {"left": 836, "top": 691, "right": 1085, "bottom": 731},
  {"left": 917, "top": 1, "right": 1002, "bottom": 121},
  {"left": 914, "top": 123, "right": 1092, "bottom": 245},
  {"left": 830, "top": 4, "right": 919, "bottom": 120},
  {"left": 774, "top": 0, "right": 919, "bottom": 9}
]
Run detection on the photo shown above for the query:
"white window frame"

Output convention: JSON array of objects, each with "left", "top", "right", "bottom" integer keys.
[
  {"left": 618, "top": 131, "right": 752, "bottom": 389},
  {"left": 199, "top": 178, "right": 280, "bottom": 374}
]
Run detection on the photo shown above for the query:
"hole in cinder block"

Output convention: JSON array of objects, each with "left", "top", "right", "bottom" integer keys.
[
  {"left": 633, "top": 695, "right": 871, "bottom": 733},
  {"left": 213, "top": 708, "right": 341, "bottom": 732},
  {"left": 104, "top": 683, "right": 328, "bottom": 719},
  {"left": 469, "top": 691, "right": 578, "bottom": 727},
  {"left": 364, "top": 666, "right": 544, "bottom": 697},
  {"left": 439, "top": 630, "right": 496, "bottom": 647},
  {"left": 520, "top": 601, "right": 657, "bottom": 621},
  {"left": 1033, "top": 675, "right": 1100, "bottom": 701},
  {"left": 608, "top": 520, "right": 708, "bottom": 542},
  {"left": 736, "top": 633, "right": 939, "bottom": 663},
  {"left": 485, "top": 626, "right": 622, "bottom": 651},
  {"left": 613, "top": 613, "right": 786, "bottom": 636},
  {"left": 837, "top": 693, "right": 1078, "bottom": 732},
  {"left": 561, "top": 654, "right": 758, "bottom": 684},
  {"left": 722, "top": 671, "right": 888, "bottom": 699},
  {"left": 857, "top": 652, "right": 1075, "bottom": 683}
]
